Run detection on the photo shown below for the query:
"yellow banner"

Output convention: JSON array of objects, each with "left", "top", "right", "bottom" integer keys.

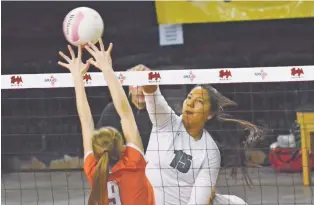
[{"left": 155, "top": 1, "right": 314, "bottom": 24}]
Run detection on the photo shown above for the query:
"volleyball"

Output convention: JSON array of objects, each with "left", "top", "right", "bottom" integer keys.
[{"left": 62, "top": 7, "right": 104, "bottom": 46}]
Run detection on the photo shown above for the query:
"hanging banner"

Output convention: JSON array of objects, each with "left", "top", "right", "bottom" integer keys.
[{"left": 155, "top": 1, "right": 314, "bottom": 24}]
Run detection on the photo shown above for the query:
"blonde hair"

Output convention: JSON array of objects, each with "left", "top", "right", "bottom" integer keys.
[{"left": 88, "top": 127, "right": 123, "bottom": 205}]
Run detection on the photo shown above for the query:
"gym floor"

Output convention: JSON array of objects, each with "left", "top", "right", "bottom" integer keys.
[{"left": 2, "top": 167, "right": 314, "bottom": 205}]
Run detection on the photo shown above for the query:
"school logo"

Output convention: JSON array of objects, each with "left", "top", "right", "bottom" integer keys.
[
  {"left": 291, "top": 67, "right": 304, "bottom": 78},
  {"left": 10, "top": 76, "right": 23, "bottom": 87},
  {"left": 170, "top": 150, "right": 192, "bottom": 173},
  {"left": 255, "top": 69, "right": 268, "bottom": 80},
  {"left": 148, "top": 72, "right": 161, "bottom": 83},
  {"left": 83, "top": 73, "right": 92, "bottom": 84},
  {"left": 183, "top": 71, "right": 196, "bottom": 82},
  {"left": 219, "top": 69, "right": 232, "bottom": 80},
  {"left": 44, "top": 75, "right": 57, "bottom": 86},
  {"left": 117, "top": 73, "right": 126, "bottom": 84}
]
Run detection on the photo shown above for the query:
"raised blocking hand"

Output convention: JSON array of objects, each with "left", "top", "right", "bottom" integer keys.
[
  {"left": 84, "top": 39, "right": 113, "bottom": 73},
  {"left": 58, "top": 45, "right": 92, "bottom": 78}
]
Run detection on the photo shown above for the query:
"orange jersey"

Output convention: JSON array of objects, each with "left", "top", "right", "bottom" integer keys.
[{"left": 84, "top": 144, "right": 155, "bottom": 205}]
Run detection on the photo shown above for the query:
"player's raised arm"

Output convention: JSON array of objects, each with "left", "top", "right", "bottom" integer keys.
[
  {"left": 85, "top": 39, "right": 143, "bottom": 152},
  {"left": 142, "top": 77, "right": 177, "bottom": 130},
  {"left": 57, "top": 45, "right": 93, "bottom": 156}
]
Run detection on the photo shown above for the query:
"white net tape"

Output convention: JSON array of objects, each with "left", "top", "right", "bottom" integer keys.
[{"left": 2, "top": 65, "right": 314, "bottom": 89}]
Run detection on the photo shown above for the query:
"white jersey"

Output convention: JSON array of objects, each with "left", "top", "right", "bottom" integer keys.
[
  {"left": 144, "top": 88, "right": 221, "bottom": 205},
  {"left": 214, "top": 194, "right": 248, "bottom": 205}
]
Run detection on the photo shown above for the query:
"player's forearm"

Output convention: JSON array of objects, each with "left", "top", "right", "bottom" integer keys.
[
  {"left": 144, "top": 87, "right": 174, "bottom": 128},
  {"left": 102, "top": 69, "right": 133, "bottom": 120},
  {"left": 142, "top": 85, "right": 157, "bottom": 94},
  {"left": 73, "top": 76, "right": 94, "bottom": 139},
  {"left": 102, "top": 69, "right": 143, "bottom": 149}
]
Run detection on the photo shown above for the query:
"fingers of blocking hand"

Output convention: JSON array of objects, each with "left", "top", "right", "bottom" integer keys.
[
  {"left": 88, "top": 59, "right": 97, "bottom": 67},
  {"left": 58, "top": 61, "right": 69, "bottom": 69},
  {"left": 77, "top": 46, "right": 82, "bottom": 59},
  {"left": 68, "top": 45, "right": 75, "bottom": 59},
  {"left": 84, "top": 45, "right": 96, "bottom": 57},
  {"left": 137, "top": 64, "right": 144, "bottom": 71},
  {"left": 82, "top": 58, "right": 93, "bottom": 73},
  {"left": 88, "top": 41, "right": 99, "bottom": 53},
  {"left": 59, "top": 51, "right": 71, "bottom": 63},
  {"left": 99, "top": 38, "right": 105, "bottom": 52},
  {"left": 106, "top": 43, "right": 113, "bottom": 53},
  {"left": 134, "top": 64, "right": 148, "bottom": 72}
]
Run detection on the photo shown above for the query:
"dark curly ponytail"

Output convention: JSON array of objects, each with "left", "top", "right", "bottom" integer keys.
[{"left": 199, "top": 84, "right": 266, "bottom": 185}]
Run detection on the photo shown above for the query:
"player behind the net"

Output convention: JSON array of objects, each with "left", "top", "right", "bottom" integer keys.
[
  {"left": 141, "top": 67, "right": 263, "bottom": 204},
  {"left": 57, "top": 40, "right": 155, "bottom": 205}
]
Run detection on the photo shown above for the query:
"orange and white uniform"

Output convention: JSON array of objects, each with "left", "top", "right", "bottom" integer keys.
[{"left": 84, "top": 143, "right": 155, "bottom": 205}]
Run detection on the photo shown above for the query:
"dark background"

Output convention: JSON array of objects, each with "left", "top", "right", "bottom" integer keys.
[
  {"left": 2, "top": 2, "right": 314, "bottom": 171},
  {"left": 2, "top": 1, "right": 314, "bottom": 73}
]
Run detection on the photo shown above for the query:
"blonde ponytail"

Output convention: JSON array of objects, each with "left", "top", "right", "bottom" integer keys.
[
  {"left": 88, "top": 153, "right": 110, "bottom": 205},
  {"left": 88, "top": 127, "right": 123, "bottom": 205}
]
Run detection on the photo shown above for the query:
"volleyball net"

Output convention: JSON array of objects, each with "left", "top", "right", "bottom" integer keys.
[{"left": 2, "top": 65, "right": 314, "bottom": 205}]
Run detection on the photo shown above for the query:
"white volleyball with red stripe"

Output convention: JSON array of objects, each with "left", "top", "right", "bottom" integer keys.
[{"left": 63, "top": 7, "right": 104, "bottom": 46}]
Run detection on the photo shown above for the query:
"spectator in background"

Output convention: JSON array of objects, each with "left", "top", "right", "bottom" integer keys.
[{"left": 97, "top": 65, "right": 152, "bottom": 152}]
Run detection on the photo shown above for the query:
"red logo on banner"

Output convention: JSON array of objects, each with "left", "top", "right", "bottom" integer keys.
[
  {"left": 44, "top": 75, "right": 57, "bottom": 86},
  {"left": 183, "top": 71, "right": 196, "bottom": 82},
  {"left": 255, "top": 69, "right": 268, "bottom": 80},
  {"left": 219, "top": 70, "right": 232, "bottom": 80},
  {"left": 148, "top": 72, "right": 161, "bottom": 82},
  {"left": 291, "top": 67, "right": 304, "bottom": 77},
  {"left": 117, "top": 73, "right": 126, "bottom": 84},
  {"left": 10, "top": 76, "right": 23, "bottom": 86},
  {"left": 83, "top": 73, "right": 92, "bottom": 84}
]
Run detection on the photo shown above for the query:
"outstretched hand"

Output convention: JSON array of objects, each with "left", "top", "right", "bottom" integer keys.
[
  {"left": 58, "top": 45, "right": 92, "bottom": 77},
  {"left": 84, "top": 38, "right": 113, "bottom": 72},
  {"left": 128, "top": 64, "right": 151, "bottom": 72}
]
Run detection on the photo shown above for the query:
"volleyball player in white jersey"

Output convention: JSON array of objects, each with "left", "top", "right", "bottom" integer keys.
[{"left": 142, "top": 71, "right": 262, "bottom": 204}]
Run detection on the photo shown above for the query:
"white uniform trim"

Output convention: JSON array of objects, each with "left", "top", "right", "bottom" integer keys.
[{"left": 84, "top": 150, "right": 93, "bottom": 161}]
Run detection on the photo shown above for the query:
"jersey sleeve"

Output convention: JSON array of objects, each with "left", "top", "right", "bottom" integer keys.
[
  {"left": 115, "top": 143, "right": 147, "bottom": 171},
  {"left": 144, "top": 87, "right": 179, "bottom": 131},
  {"left": 83, "top": 151, "right": 97, "bottom": 186}
]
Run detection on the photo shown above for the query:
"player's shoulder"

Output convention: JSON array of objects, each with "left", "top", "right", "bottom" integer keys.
[
  {"left": 83, "top": 151, "right": 97, "bottom": 183},
  {"left": 111, "top": 143, "right": 146, "bottom": 173},
  {"left": 84, "top": 150, "right": 94, "bottom": 161},
  {"left": 204, "top": 130, "right": 218, "bottom": 145},
  {"left": 125, "top": 143, "right": 145, "bottom": 158}
]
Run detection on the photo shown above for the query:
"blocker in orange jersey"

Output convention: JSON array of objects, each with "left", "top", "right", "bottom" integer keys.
[{"left": 84, "top": 144, "right": 155, "bottom": 205}]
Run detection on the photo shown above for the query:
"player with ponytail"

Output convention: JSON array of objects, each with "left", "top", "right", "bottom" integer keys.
[
  {"left": 87, "top": 127, "right": 123, "bottom": 205},
  {"left": 58, "top": 40, "right": 155, "bottom": 205}
]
